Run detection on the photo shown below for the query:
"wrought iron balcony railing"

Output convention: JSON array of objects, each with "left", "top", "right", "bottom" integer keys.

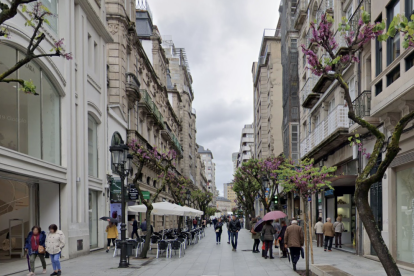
[
  {"left": 301, "top": 76, "right": 318, "bottom": 105},
  {"left": 349, "top": 90, "right": 371, "bottom": 126}
]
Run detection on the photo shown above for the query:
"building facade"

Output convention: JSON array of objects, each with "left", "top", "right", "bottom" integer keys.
[
  {"left": 216, "top": 196, "right": 231, "bottom": 215},
  {"left": 198, "top": 145, "right": 218, "bottom": 205},
  {"left": 0, "top": 0, "right": 112, "bottom": 262},
  {"left": 252, "top": 29, "right": 284, "bottom": 160},
  {"left": 236, "top": 124, "right": 254, "bottom": 168}
]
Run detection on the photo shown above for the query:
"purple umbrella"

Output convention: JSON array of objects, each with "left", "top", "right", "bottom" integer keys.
[
  {"left": 262, "top": 211, "right": 287, "bottom": 221},
  {"left": 254, "top": 219, "right": 265, "bottom": 232}
]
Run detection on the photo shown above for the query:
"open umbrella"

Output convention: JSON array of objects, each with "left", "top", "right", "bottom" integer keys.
[
  {"left": 254, "top": 219, "right": 265, "bottom": 232},
  {"left": 100, "top": 216, "right": 118, "bottom": 223},
  {"left": 262, "top": 211, "right": 287, "bottom": 221}
]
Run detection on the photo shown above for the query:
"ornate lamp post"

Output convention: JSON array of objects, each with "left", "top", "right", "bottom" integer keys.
[{"left": 109, "top": 144, "right": 132, "bottom": 268}]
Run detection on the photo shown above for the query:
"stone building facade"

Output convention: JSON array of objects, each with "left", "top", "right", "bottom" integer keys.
[
  {"left": 252, "top": 30, "right": 284, "bottom": 159},
  {"left": 198, "top": 145, "right": 218, "bottom": 205}
]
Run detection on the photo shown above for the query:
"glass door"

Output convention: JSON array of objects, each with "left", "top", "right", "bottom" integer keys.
[{"left": 88, "top": 191, "right": 98, "bottom": 249}]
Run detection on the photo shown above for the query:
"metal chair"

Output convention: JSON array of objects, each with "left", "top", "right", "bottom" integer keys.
[
  {"left": 150, "top": 235, "right": 160, "bottom": 251},
  {"left": 156, "top": 240, "right": 169, "bottom": 258},
  {"left": 177, "top": 237, "right": 186, "bottom": 254},
  {"left": 170, "top": 240, "right": 183, "bottom": 258},
  {"left": 113, "top": 240, "right": 122, "bottom": 257}
]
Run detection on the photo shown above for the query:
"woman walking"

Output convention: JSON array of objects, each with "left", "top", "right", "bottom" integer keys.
[
  {"left": 278, "top": 221, "right": 288, "bottom": 258},
  {"left": 214, "top": 218, "right": 223, "bottom": 244},
  {"left": 105, "top": 222, "right": 118, "bottom": 253},
  {"left": 333, "top": 217, "right": 345, "bottom": 248},
  {"left": 24, "top": 226, "right": 47, "bottom": 276},
  {"left": 250, "top": 218, "right": 260, "bottom": 253},
  {"left": 261, "top": 221, "right": 276, "bottom": 259},
  {"left": 45, "top": 224, "right": 65, "bottom": 276}
]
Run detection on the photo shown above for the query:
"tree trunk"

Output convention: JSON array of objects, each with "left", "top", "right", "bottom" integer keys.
[
  {"left": 308, "top": 203, "right": 314, "bottom": 265},
  {"left": 303, "top": 198, "right": 310, "bottom": 276},
  {"left": 139, "top": 209, "right": 152, "bottom": 258},
  {"left": 355, "top": 184, "right": 401, "bottom": 276}
]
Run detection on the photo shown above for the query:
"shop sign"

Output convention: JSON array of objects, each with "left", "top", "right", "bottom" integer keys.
[
  {"left": 110, "top": 178, "right": 124, "bottom": 203},
  {"left": 324, "top": 189, "right": 334, "bottom": 197},
  {"left": 129, "top": 184, "right": 139, "bottom": 201},
  {"left": 142, "top": 191, "right": 150, "bottom": 199}
]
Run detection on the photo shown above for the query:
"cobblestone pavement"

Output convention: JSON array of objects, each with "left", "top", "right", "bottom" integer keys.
[{"left": 3, "top": 224, "right": 414, "bottom": 276}]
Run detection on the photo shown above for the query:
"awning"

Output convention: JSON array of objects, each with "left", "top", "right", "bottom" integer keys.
[{"left": 128, "top": 202, "right": 203, "bottom": 216}]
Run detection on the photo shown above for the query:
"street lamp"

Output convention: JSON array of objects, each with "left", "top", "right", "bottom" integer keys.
[
  {"left": 109, "top": 144, "right": 132, "bottom": 268},
  {"left": 185, "top": 189, "right": 191, "bottom": 229}
]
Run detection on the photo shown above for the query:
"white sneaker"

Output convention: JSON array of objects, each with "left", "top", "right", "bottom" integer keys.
[{"left": 43, "top": 269, "right": 47, "bottom": 274}]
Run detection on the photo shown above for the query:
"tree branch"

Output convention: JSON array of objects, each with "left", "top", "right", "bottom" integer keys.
[{"left": 0, "top": 0, "right": 37, "bottom": 26}]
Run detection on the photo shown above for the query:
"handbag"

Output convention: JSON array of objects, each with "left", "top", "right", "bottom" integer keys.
[
  {"left": 215, "top": 229, "right": 220, "bottom": 233},
  {"left": 38, "top": 245, "right": 45, "bottom": 254}
]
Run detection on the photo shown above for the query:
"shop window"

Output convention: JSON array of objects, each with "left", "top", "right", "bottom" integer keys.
[
  {"left": 88, "top": 115, "right": 98, "bottom": 177},
  {"left": 386, "top": 65, "right": 400, "bottom": 86},
  {"left": 0, "top": 44, "right": 61, "bottom": 164},
  {"left": 88, "top": 190, "right": 98, "bottom": 249},
  {"left": 387, "top": 0, "right": 401, "bottom": 65},
  {"left": 396, "top": 166, "right": 414, "bottom": 264},
  {"left": 375, "top": 80, "right": 383, "bottom": 96}
]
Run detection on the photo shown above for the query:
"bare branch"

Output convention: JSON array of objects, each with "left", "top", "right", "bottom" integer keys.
[{"left": 0, "top": 0, "right": 37, "bottom": 26}]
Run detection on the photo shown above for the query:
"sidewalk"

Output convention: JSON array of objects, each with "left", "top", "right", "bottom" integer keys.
[{"left": 2, "top": 225, "right": 414, "bottom": 276}]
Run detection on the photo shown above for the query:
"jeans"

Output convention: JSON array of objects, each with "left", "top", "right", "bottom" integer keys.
[
  {"left": 216, "top": 232, "right": 222, "bottom": 243},
  {"left": 50, "top": 253, "right": 61, "bottom": 271},
  {"left": 193, "top": 225, "right": 197, "bottom": 229},
  {"left": 316, "top": 234, "right": 323, "bottom": 247},
  {"left": 324, "top": 236, "right": 334, "bottom": 250},
  {"left": 264, "top": 240, "right": 273, "bottom": 257},
  {"left": 29, "top": 254, "right": 46, "bottom": 272},
  {"left": 335, "top": 233, "right": 342, "bottom": 247},
  {"left": 289, "top": 247, "right": 301, "bottom": 264},
  {"left": 228, "top": 230, "right": 231, "bottom": 242},
  {"left": 230, "top": 232, "right": 238, "bottom": 249},
  {"left": 253, "top": 239, "right": 260, "bottom": 251}
]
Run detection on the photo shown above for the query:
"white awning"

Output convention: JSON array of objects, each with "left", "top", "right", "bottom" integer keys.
[{"left": 128, "top": 202, "right": 203, "bottom": 216}]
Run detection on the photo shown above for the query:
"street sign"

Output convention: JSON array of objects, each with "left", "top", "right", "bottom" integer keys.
[
  {"left": 129, "top": 184, "right": 139, "bottom": 201},
  {"left": 142, "top": 191, "right": 150, "bottom": 199},
  {"left": 110, "top": 178, "right": 123, "bottom": 203}
]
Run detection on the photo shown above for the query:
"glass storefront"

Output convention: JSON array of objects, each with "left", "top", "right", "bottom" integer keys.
[
  {"left": 396, "top": 167, "right": 414, "bottom": 264},
  {"left": 88, "top": 190, "right": 98, "bottom": 249},
  {"left": 0, "top": 44, "right": 61, "bottom": 164}
]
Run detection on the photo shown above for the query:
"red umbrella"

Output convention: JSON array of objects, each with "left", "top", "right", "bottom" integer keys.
[{"left": 262, "top": 211, "right": 287, "bottom": 221}]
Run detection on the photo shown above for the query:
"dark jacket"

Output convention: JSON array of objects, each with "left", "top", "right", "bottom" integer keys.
[
  {"left": 228, "top": 219, "right": 241, "bottom": 233},
  {"left": 25, "top": 231, "right": 46, "bottom": 255},
  {"left": 278, "top": 225, "right": 287, "bottom": 243},
  {"left": 132, "top": 220, "right": 138, "bottom": 231},
  {"left": 215, "top": 222, "right": 223, "bottom": 233},
  {"left": 140, "top": 221, "right": 147, "bottom": 231},
  {"left": 261, "top": 224, "right": 276, "bottom": 241}
]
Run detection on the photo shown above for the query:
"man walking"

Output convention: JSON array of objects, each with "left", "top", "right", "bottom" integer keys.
[
  {"left": 284, "top": 220, "right": 304, "bottom": 271},
  {"left": 323, "top": 218, "right": 335, "bottom": 252},
  {"left": 130, "top": 218, "right": 138, "bottom": 239},
  {"left": 229, "top": 215, "right": 241, "bottom": 251},
  {"left": 314, "top": 217, "right": 324, "bottom": 247},
  {"left": 140, "top": 219, "right": 147, "bottom": 236}
]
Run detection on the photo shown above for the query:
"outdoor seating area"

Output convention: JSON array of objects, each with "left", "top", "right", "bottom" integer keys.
[{"left": 127, "top": 202, "right": 205, "bottom": 259}]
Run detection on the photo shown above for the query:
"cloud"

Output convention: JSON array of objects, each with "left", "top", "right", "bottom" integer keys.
[{"left": 149, "top": 0, "right": 280, "bottom": 196}]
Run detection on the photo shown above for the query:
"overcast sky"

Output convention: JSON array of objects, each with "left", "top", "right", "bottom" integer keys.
[{"left": 149, "top": 0, "right": 280, "bottom": 196}]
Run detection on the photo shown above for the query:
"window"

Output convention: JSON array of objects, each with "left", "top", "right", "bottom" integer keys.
[
  {"left": 387, "top": 0, "right": 401, "bottom": 65},
  {"left": 387, "top": 65, "right": 400, "bottom": 86},
  {"left": 292, "top": 107, "right": 298, "bottom": 119},
  {"left": 0, "top": 44, "right": 61, "bottom": 164},
  {"left": 348, "top": 76, "right": 356, "bottom": 102},
  {"left": 88, "top": 115, "right": 98, "bottom": 177},
  {"left": 328, "top": 98, "right": 335, "bottom": 113},
  {"left": 376, "top": 14, "right": 383, "bottom": 76},
  {"left": 291, "top": 39, "right": 297, "bottom": 50},
  {"left": 405, "top": 50, "right": 414, "bottom": 71},
  {"left": 40, "top": 0, "right": 58, "bottom": 33},
  {"left": 375, "top": 80, "right": 383, "bottom": 96},
  {"left": 346, "top": 4, "right": 353, "bottom": 21},
  {"left": 314, "top": 114, "right": 320, "bottom": 127},
  {"left": 153, "top": 180, "right": 157, "bottom": 188},
  {"left": 94, "top": 41, "right": 98, "bottom": 74},
  {"left": 405, "top": 0, "right": 414, "bottom": 18},
  {"left": 396, "top": 166, "right": 414, "bottom": 264},
  {"left": 291, "top": 124, "right": 299, "bottom": 164},
  {"left": 146, "top": 177, "right": 151, "bottom": 185}
]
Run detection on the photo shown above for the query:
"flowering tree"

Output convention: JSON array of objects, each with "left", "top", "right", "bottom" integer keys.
[
  {"left": 279, "top": 159, "right": 336, "bottom": 276},
  {"left": 258, "top": 156, "right": 286, "bottom": 211},
  {"left": 191, "top": 189, "right": 213, "bottom": 219},
  {"left": 233, "top": 164, "right": 261, "bottom": 229},
  {"left": 129, "top": 140, "right": 177, "bottom": 258},
  {"left": 302, "top": 9, "right": 414, "bottom": 275},
  {"left": 165, "top": 173, "right": 192, "bottom": 231},
  {"left": 0, "top": 1, "right": 72, "bottom": 94}
]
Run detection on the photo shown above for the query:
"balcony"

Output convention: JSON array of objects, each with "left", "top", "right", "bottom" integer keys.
[
  {"left": 301, "top": 76, "right": 320, "bottom": 109},
  {"left": 161, "top": 129, "right": 183, "bottom": 157},
  {"left": 127, "top": 129, "right": 153, "bottom": 151},
  {"left": 293, "top": 0, "right": 307, "bottom": 30},
  {"left": 125, "top": 72, "right": 141, "bottom": 109},
  {"left": 138, "top": 89, "right": 164, "bottom": 128},
  {"left": 300, "top": 105, "right": 349, "bottom": 160},
  {"left": 329, "top": 159, "right": 358, "bottom": 187},
  {"left": 319, "top": 0, "right": 334, "bottom": 14},
  {"left": 349, "top": 90, "right": 380, "bottom": 134},
  {"left": 349, "top": 0, "right": 371, "bottom": 33}
]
